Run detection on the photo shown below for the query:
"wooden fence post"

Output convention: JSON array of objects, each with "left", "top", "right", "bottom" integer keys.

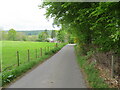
[
  {"left": 40, "top": 48, "right": 42, "bottom": 57},
  {"left": 44, "top": 47, "right": 46, "bottom": 54},
  {"left": 17, "top": 51, "right": 20, "bottom": 66},
  {"left": 111, "top": 55, "right": 114, "bottom": 78},
  {"left": 28, "top": 49, "right": 30, "bottom": 62},
  {"left": 117, "top": 56, "right": 120, "bottom": 88},
  {"left": 48, "top": 47, "right": 49, "bottom": 52},
  {"left": 56, "top": 43, "right": 58, "bottom": 47},
  {"left": 36, "top": 49, "right": 37, "bottom": 58}
]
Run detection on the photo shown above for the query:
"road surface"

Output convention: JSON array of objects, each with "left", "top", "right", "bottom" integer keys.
[{"left": 8, "top": 44, "right": 87, "bottom": 88}]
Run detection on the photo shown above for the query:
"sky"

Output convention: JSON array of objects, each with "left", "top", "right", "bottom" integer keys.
[{"left": 0, "top": 0, "right": 60, "bottom": 31}]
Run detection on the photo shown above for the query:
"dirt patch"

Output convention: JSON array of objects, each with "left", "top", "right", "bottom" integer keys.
[
  {"left": 88, "top": 51, "right": 120, "bottom": 88},
  {"left": 95, "top": 64, "right": 119, "bottom": 88}
]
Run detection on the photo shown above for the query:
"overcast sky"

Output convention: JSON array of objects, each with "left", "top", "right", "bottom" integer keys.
[{"left": 0, "top": 0, "right": 60, "bottom": 31}]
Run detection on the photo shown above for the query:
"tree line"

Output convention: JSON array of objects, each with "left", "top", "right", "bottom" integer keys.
[
  {"left": 41, "top": 2, "right": 120, "bottom": 54},
  {"left": 0, "top": 28, "right": 73, "bottom": 43},
  {"left": 1, "top": 29, "right": 36, "bottom": 41}
]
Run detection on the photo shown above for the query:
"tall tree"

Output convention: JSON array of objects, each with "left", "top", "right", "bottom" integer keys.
[
  {"left": 37, "top": 31, "right": 49, "bottom": 42},
  {"left": 51, "top": 30, "right": 56, "bottom": 39},
  {"left": 40, "top": 2, "right": 120, "bottom": 53},
  {"left": 8, "top": 29, "right": 17, "bottom": 41}
]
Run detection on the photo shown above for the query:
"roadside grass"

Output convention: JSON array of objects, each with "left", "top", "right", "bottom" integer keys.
[
  {"left": 1, "top": 44, "right": 66, "bottom": 86},
  {"left": 75, "top": 46, "right": 109, "bottom": 88}
]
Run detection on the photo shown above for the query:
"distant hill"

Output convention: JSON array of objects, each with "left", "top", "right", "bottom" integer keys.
[{"left": 17, "top": 30, "right": 52, "bottom": 35}]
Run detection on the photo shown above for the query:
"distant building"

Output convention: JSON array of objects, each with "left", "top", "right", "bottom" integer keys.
[
  {"left": 47, "top": 38, "right": 54, "bottom": 42},
  {"left": 47, "top": 38, "right": 57, "bottom": 42}
]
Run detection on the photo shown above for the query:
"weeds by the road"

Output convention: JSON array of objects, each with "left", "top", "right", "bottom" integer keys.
[{"left": 75, "top": 46, "right": 109, "bottom": 88}]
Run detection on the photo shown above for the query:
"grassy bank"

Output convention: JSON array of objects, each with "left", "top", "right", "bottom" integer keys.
[{"left": 75, "top": 46, "right": 109, "bottom": 88}]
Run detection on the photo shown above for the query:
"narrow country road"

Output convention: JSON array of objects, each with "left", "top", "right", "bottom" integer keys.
[{"left": 8, "top": 44, "right": 87, "bottom": 88}]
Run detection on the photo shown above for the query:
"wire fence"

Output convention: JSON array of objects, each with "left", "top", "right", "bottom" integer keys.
[{"left": 1, "top": 43, "right": 59, "bottom": 72}]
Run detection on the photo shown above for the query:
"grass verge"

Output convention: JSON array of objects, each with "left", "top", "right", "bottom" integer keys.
[
  {"left": 1, "top": 43, "right": 66, "bottom": 86},
  {"left": 75, "top": 46, "right": 109, "bottom": 88}
]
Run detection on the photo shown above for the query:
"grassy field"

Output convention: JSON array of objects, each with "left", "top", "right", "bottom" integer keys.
[
  {"left": 0, "top": 41, "right": 66, "bottom": 86},
  {"left": 1, "top": 41, "right": 60, "bottom": 71}
]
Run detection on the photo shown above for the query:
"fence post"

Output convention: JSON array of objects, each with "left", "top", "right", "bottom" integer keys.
[
  {"left": 56, "top": 43, "right": 58, "bottom": 47},
  {"left": 28, "top": 49, "right": 30, "bottom": 62},
  {"left": 117, "top": 55, "right": 120, "bottom": 88},
  {"left": 48, "top": 47, "right": 49, "bottom": 52},
  {"left": 111, "top": 55, "right": 114, "bottom": 78},
  {"left": 17, "top": 51, "right": 20, "bottom": 66},
  {"left": 40, "top": 48, "right": 42, "bottom": 57},
  {"left": 44, "top": 47, "right": 46, "bottom": 54},
  {"left": 36, "top": 49, "right": 37, "bottom": 58}
]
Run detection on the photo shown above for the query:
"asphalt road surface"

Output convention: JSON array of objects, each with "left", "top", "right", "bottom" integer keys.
[{"left": 8, "top": 44, "right": 87, "bottom": 88}]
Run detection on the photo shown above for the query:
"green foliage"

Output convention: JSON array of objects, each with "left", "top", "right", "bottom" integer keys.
[
  {"left": 57, "top": 30, "right": 71, "bottom": 43},
  {"left": 16, "top": 32, "right": 27, "bottom": 41},
  {"left": 40, "top": 2, "right": 120, "bottom": 54},
  {"left": 57, "top": 30, "right": 65, "bottom": 42},
  {"left": 37, "top": 30, "right": 49, "bottom": 42},
  {"left": 0, "top": 31, "right": 8, "bottom": 40},
  {"left": 51, "top": 30, "right": 56, "bottom": 39},
  {"left": 38, "top": 33, "right": 46, "bottom": 42},
  {"left": 1, "top": 30, "right": 54, "bottom": 42},
  {"left": 75, "top": 46, "right": 109, "bottom": 88},
  {"left": 8, "top": 29, "right": 17, "bottom": 41},
  {"left": 18, "top": 30, "right": 52, "bottom": 35},
  {"left": 27, "top": 35, "right": 38, "bottom": 41}
]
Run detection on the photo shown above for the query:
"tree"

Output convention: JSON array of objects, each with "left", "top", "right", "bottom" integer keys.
[
  {"left": 2, "top": 31, "right": 8, "bottom": 40},
  {"left": 37, "top": 33, "right": 45, "bottom": 42},
  {"left": 16, "top": 32, "right": 27, "bottom": 41},
  {"left": 44, "top": 29, "right": 49, "bottom": 39},
  {"left": 40, "top": 2, "right": 120, "bottom": 53},
  {"left": 37, "top": 31, "right": 49, "bottom": 42},
  {"left": 57, "top": 30, "right": 67, "bottom": 42},
  {"left": 51, "top": 30, "right": 56, "bottom": 39},
  {"left": 27, "top": 35, "right": 38, "bottom": 41},
  {"left": 8, "top": 29, "right": 17, "bottom": 41}
]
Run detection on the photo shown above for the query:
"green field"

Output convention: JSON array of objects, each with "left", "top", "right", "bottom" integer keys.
[{"left": 1, "top": 41, "right": 59, "bottom": 71}]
